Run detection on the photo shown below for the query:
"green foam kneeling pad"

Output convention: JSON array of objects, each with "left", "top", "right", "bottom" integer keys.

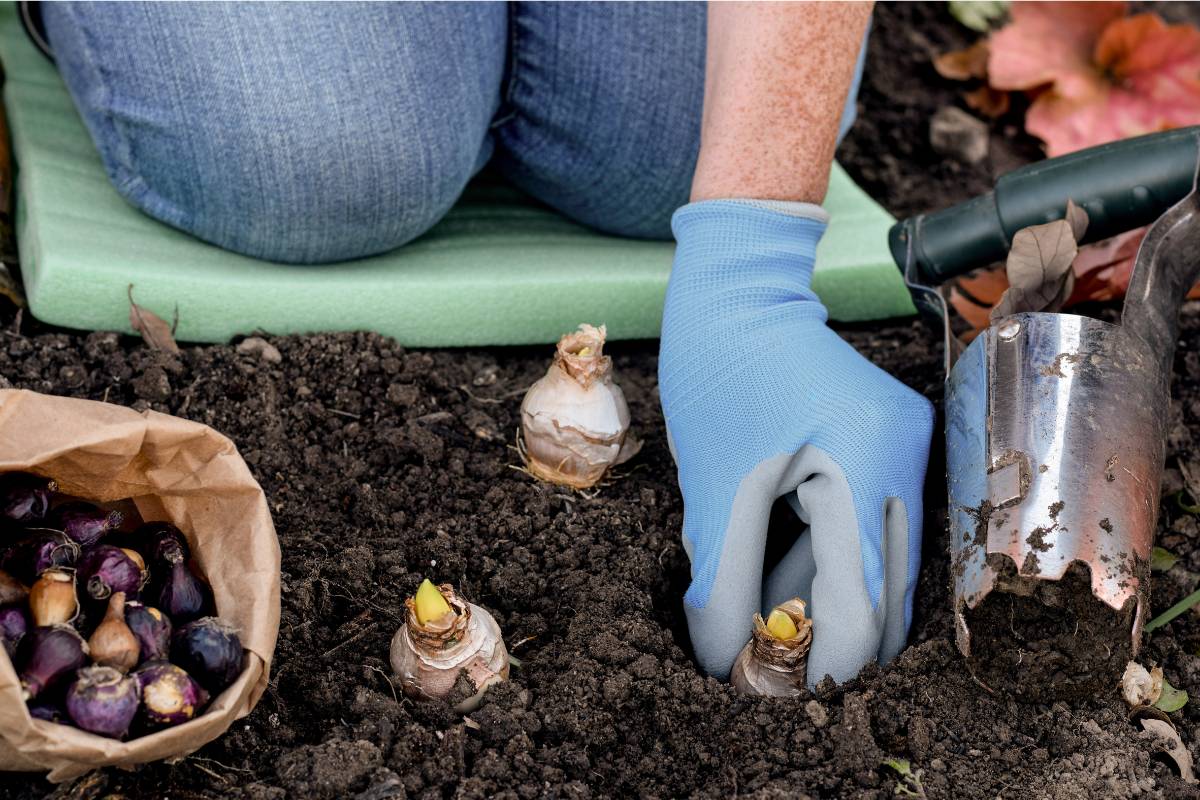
[{"left": 0, "top": 3, "right": 913, "bottom": 347}]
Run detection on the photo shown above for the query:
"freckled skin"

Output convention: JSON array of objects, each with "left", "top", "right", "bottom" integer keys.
[{"left": 692, "top": 2, "right": 874, "bottom": 204}]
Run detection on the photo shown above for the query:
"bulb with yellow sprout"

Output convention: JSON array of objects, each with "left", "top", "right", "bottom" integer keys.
[
  {"left": 519, "top": 324, "right": 641, "bottom": 489},
  {"left": 730, "top": 598, "right": 813, "bottom": 697},
  {"left": 389, "top": 580, "right": 510, "bottom": 713}
]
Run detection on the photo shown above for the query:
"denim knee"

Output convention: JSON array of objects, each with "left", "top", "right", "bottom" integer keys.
[
  {"left": 43, "top": 1, "right": 506, "bottom": 264},
  {"left": 494, "top": 3, "right": 869, "bottom": 242},
  {"left": 494, "top": 2, "right": 707, "bottom": 241},
  {"left": 101, "top": 114, "right": 489, "bottom": 265}
]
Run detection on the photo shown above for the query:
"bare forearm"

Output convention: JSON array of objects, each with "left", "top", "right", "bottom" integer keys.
[{"left": 691, "top": 1, "right": 872, "bottom": 204}]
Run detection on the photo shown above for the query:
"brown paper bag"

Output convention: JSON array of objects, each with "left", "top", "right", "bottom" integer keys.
[{"left": 0, "top": 389, "right": 281, "bottom": 782}]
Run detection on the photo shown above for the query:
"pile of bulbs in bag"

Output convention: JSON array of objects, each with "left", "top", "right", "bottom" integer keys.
[{"left": 0, "top": 473, "right": 242, "bottom": 740}]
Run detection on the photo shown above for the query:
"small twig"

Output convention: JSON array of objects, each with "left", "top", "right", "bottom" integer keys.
[
  {"left": 458, "top": 384, "right": 526, "bottom": 405},
  {"left": 365, "top": 664, "right": 398, "bottom": 703},
  {"left": 178, "top": 375, "right": 202, "bottom": 416},
  {"left": 191, "top": 756, "right": 251, "bottom": 774},
  {"left": 322, "top": 579, "right": 403, "bottom": 622},
  {"left": 325, "top": 407, "right": 361, "bottom": 420},
  {"left": 321, "top": 621, "right": 378, "bottom": 658},
  {"left": 190, "top": 761, "right": 230, "bottom": 784},
  {"left": 971, "top": 673, "right": 997, "bottom": 696}
]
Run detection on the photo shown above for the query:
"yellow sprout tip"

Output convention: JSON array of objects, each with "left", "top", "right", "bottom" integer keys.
[
  {"left": 577, "top": 347, "right": 593, "bottom": 357},
  {"left": 414, "top": 579, "right": 453, "bottom": 626},
  {"left": 765, "top": 608, "right": 799, "bottom": 641}
]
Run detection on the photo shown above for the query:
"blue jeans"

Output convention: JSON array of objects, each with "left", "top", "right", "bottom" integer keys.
[{"left": 42, "top": 2, "right": 862, "bottom": 265}]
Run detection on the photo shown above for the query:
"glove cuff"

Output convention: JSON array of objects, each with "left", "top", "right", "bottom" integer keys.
[
  {"left": 669, "top": 199, "right": 829, "bottom": 296},
  {"left": 713, "top": 199, "right": 830, "bottom": 224}
]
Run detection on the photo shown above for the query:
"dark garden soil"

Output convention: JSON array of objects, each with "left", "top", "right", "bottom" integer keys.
[{"left": 2, "top": 3, "right": 1200, "bottom": 799}]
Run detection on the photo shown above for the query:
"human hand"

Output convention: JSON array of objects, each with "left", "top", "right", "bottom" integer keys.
[{"left": 658, "top": 199, "right": 934, "bottom": 686}]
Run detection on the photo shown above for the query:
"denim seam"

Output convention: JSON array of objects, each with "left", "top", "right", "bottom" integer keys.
[
  {"left": 489, "top": 0, "right": 520, "bottom": 130},
  {"left": 490, "top": 3, "right": 556, "bottom": 172},
  {"left": 62, "top": 4, "right": 191, "bottom": 234}
]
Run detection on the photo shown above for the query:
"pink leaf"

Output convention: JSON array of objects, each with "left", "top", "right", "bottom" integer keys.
[
  {"left": 987, "top": 4, "right": 1200, "bottom": 156},
  {"left": 988, "top": 2, "right": 1126, "bottom": 97}
]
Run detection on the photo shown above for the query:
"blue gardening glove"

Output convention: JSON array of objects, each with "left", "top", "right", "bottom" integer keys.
[{"left": 659, "top": 200, "right": 934, "bottom": 687}]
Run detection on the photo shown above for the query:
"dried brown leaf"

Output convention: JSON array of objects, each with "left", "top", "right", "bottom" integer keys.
[
  {"left": 964, "top": 85, "right": 1011, "bottom": 118},
  {"left": 934, "top": 40, "right": 991, "bottom": 81},
  {"left": 0, "top": 263, "right": 24, "bottom": 308},
  {"left": 1141, "top": 718, "right": 1197, "bottom": 783},
  {"left": 1064, "top": 198, "right": 1088, "bottom": 241},
  {"left": 127, "top": 285, "right": 179, "bottom": 354},
  {"left": 991, "top": 201, "right": 1088, "bottom": 321}
]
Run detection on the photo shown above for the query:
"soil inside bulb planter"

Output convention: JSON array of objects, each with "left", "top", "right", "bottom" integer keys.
[{"left": 965, "top": 561, "right": 1136, "bottom": 702}]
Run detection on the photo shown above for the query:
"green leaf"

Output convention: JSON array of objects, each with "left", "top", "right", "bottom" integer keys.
[
  {"left": 882, "top": 758, "right": 927, "bottom": 798},
  {"left": 1152, "top": 547, "right": 1181, "bottom": 572},
  {"left": 948, "top": 0, "right": 1009, "bottom": 32},
  {"left": 1156, "top": 677, "right": 1189, "bottom": 712},
  {"left": 1146, "top": 588, "right": 1200, "bottom": 634}
]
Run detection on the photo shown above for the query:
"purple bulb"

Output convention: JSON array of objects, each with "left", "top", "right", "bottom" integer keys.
[
  {"left": 154, "top": 549, "right": 213, "bottom": 624},
  {"left": 171, "top": 617, "right": 243, "bottom": 694},
  {"left": 133, "top": 522, "right": 190, "bottom": 565},
  {"left": 27, "top": 698, "right": 66, "bottom": 724},
  {"left": 0, "top": 473, "right": 56, "bottom": 525},
  {"left": 1, "top": 530, "right": 79, "bottom": 585},
  {"left": 0, "top": 605, "right": 29, "bottom": 659},
  {"left": 18, "top": 625, "right": 87, "bottom": 700},
  {"left": 66, "top": 666, "right": 140, "bottom": 739},
  {"left": 50, "top": 502, "right": 123, "bottom": 549},
  {"left": 124, "top": 601, "right": 172, "bottom": 664},
  {"left": 134, "top": 661, "right": 208, "bottom": 727},
  {"left": 78, "top": 545, "right": 143, "bottom": 602}
]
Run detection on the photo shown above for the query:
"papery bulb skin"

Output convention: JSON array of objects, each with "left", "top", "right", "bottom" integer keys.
[
  {"left": 29, "top": 568, "right": 78, "bottom": 627},
  {"left": 88, "top": 592, "right": 140, "bottom": 673},
  {"left": 0, "top": 473, "right": 56, "bottom": 525},
  {"left": 19, "top": 624, "right": 88, "bottom": 700},
  {"left": 78, "top": 545, "right": 143, "bottom": 602},
  {"left": 520, "top": 324, "right": 641, "bottom": 489},
  {"left": 66, "top": 666, "right": 140, "bottom": 739},
  {"left": 125, "top": 601, "right": 172, "bottom": 664},
  {"left": 730, "top": 598, "right": 813, "bottom": 698},
  {"left": 50, "top": 502, "right": 123, "bottom": 549},
  {"left": 135, "top": 661, "right": 209, "bottom": 727},
  {"left": 154, "top": 546, "right": 214, "bottom": 624},
  {"left": 390, "top": 582, "right": 509, "bottom": 713},
  {"left": 0, "top": 569, "right": 29, "bottom": 606},
  {"left": 1121, "top": 661, "right": 1164, "bottom": 707},
  {"left": 171, "top": 617, "right": 243, "bottom": 694},
  {"left": 0, "top": 604, "right": 29, "bottom": 659},
  {"left": 2, "top": 531, "right": 80, "bottom": 585}
]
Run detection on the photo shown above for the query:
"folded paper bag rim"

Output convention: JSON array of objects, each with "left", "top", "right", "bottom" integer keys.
[{"left": 0, "top": 388, "right": 281, "bottom": 782}]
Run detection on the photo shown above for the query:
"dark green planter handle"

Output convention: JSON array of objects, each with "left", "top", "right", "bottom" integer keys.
[{"left": 889, "top": 126, "right": 1200, "bottom": 287}]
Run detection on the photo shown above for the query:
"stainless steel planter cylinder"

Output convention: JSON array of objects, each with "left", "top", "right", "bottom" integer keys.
[{"left": 946, "top": 166, "right": 1200, "bottom": 658}]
